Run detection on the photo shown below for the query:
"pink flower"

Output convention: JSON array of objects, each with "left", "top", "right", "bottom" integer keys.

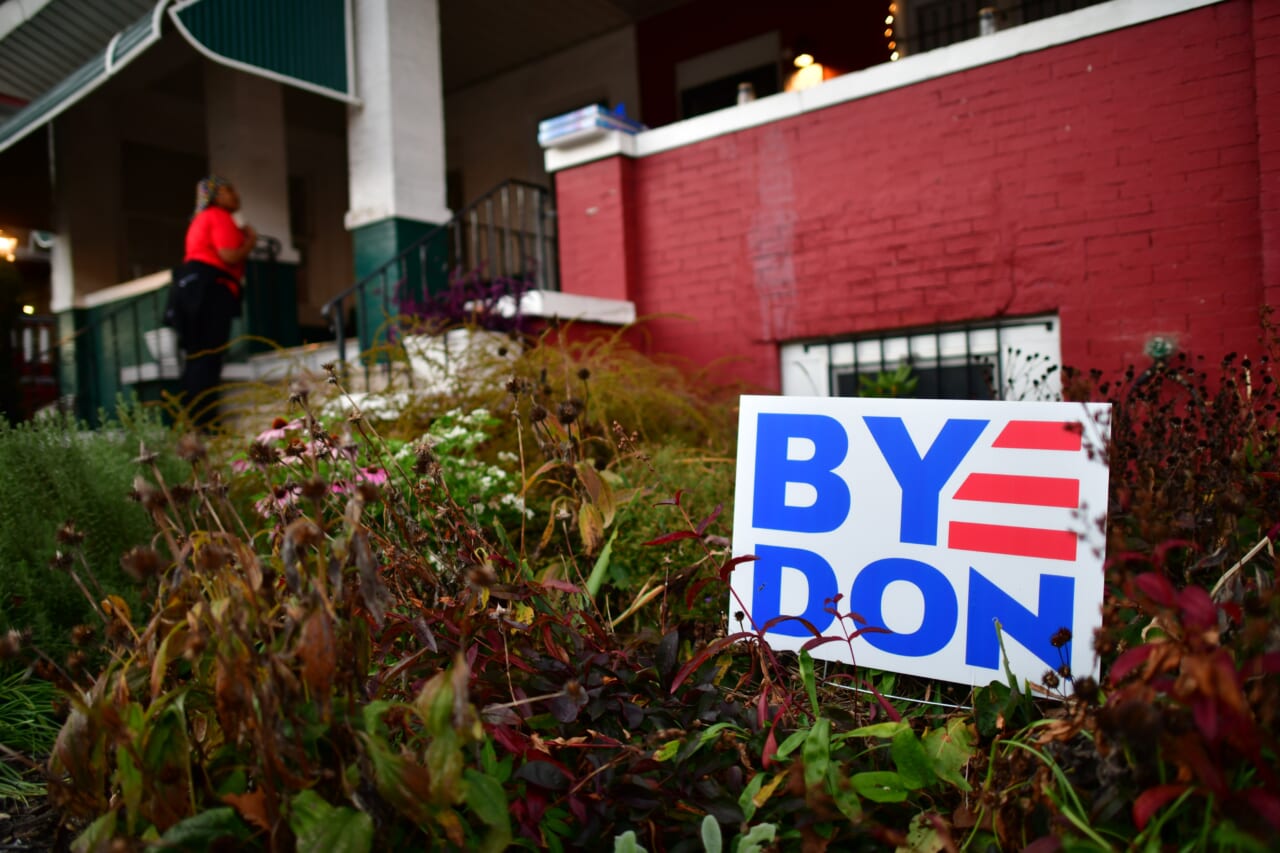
[{"left": 256, "top": 418, "right": 304, "bottom": 443}]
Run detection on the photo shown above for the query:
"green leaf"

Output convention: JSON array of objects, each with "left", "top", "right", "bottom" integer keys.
[
  {"left": 654, "top": 739, "right": 681, "bottom": 762},
  {"left": 851, "top": 771, "right": 911, "bottom": 803},
  {"left": 799, "top": 650, "right": 819, "bottom": 720},
  {"left": 738, "top": 772, "right": 766, "bottom": 823},
  {"left": 890, "top": 727, "right": 936, "bottom": 790},
  {"left": 736, "top": 823, "right": 778, "bottom": 853},
  {"left": 774, "top": 729, "right": 808, "bottom": 761},
  {"left": 921, "top": 718, "right": 975, "bottom": 791},
  {"left": 464, "top": 768, "right": 509, "bottom": 829},
  {"left": 464, "top": 768, "right": 513, "bottom": 853},
  {"left": 614, "top": 829, "right": 648, "bottom": 853},
  {"left": 289, "top": 790, "right": 374, "bottom": 853},
  {"left": 71, "top": 810, "right": 118, "bottom": 853},
  {"left": 836, "top": 721, "right": 909, "bottom": 741},
  {"left": 585, "top": 529, "right": 618, "bottom": 599},
  {"left": 802, "top": 718, "right": 831, "bottom": 790},
  {"left": 701, "top": 814, "right": 723, "bottom": 853},
  {"left": 157, "top": 807, "right": 251, "bottom": 851}
]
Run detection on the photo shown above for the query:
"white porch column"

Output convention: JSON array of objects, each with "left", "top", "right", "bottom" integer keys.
[
  {"left": 204, "top": 64, "right": 298, "bottom": 262},
  {"left": 344, "top": 0, "right": 450, "bottom": 351},
  {"left": 345, "top": 0, "right": 450, "bottom": 231}
]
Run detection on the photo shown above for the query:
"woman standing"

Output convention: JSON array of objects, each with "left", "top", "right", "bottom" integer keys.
[{"left": 178, "top": 176, "right": 256, "bottom": 428}]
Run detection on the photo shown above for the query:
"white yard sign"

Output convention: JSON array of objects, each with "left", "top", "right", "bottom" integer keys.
[{"left": 730, "top": 396, "right": 1111, "bottom": 690}]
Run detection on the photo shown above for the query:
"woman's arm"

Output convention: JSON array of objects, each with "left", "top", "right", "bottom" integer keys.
[{"left": 217, "top": 224, "right": 258, "bottom": 265}]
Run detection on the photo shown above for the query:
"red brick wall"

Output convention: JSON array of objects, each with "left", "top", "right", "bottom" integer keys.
[
  {"left": 1254, "top": 0, "right": 1280, "bottom": 312},
  {"left": 555, "top": 1, "right": 1272, "bottom": 391}
]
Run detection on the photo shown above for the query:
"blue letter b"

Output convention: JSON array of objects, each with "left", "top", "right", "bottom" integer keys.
[{"left": 752, "top": 413, "right": 850, "bottom": 533}]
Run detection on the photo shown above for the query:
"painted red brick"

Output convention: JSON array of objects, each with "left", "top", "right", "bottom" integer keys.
[{"left": 558, "top": 1, "right": 1275, "bottom": 390}]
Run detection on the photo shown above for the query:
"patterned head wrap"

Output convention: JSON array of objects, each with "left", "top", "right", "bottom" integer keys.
[{"left": 194, "top": 176, "right": 232, "bottom": 215}]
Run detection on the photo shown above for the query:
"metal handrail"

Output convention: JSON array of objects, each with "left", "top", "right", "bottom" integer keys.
[
  {"left": 320, "top": 179, "right": 557, "bottom": 383},
  {"left": 19, "top": 234, "right": 282, "bottom": 424}
]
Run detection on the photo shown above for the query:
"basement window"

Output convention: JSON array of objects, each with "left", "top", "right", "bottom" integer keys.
[{"left": 779, "top": 314, "right": 1061, "bottom": 401}]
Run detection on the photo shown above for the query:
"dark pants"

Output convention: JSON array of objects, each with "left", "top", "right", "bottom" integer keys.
[{"left": 179, "top": 280, "right": 239, "bottom": 428}]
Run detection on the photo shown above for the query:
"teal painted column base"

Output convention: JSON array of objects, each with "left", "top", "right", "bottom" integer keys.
[
  {"left": 349, "top": 216, "right": 448, "bottom": 357},
  {"left": 56, "top": 308, "right": 94, "bottom": 424}
]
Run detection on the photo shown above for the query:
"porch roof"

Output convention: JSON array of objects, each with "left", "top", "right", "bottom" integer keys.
[
  {"left": 0, "top": 0, "right": 165, "bottom": 155},
  {"left": 0, "top": 0, "right": 353, "bottom": 157}
]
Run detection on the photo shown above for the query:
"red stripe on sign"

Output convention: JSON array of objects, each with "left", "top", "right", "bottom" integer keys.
[
  {"left": 992, "top": 420, "right": 1083, "bottom": 451},
  {"left": 948, "top": 521, "right": 1078, "bottom": 561},
  {"left": 953, "top": 473, "right": 1080, "bottom": 508}
]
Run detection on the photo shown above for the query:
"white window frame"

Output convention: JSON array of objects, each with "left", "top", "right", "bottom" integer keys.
[{"left": 780, "top": 314, "right": 1062, "bottom": 401}]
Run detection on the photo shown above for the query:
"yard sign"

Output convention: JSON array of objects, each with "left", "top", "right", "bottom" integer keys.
[{"left": 730, "top": 396, "right": 1111, "bottom": 691}]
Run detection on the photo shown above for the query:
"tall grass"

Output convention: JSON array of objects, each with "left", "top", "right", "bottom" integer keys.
[{"left": 0, "top": 670, "right": 59, "bottom": 802}]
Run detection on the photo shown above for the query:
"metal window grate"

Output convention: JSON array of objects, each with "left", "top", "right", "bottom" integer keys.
[{"left": 822, "top": 316, "right": 1057, "bottom": 401}]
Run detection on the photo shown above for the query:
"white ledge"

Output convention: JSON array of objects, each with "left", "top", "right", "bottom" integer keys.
[
  {"left": 545, "top": 0, "right": 1223, "bottom": 172},
  {"left": 81, "top": 270, "right": 170, "bottom": 308},
  {"left": 500, "top": 289, "right": 636, "bottom": 325}
]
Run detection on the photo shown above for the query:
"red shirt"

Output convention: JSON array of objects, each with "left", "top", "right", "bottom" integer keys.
[{"left": 185, "top": 207, "right": 247, "bottom": 281}]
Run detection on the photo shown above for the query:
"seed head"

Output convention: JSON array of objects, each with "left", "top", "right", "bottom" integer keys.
[
  {"left": 530, "top": 404, "right": 548, "bottom": 423},
  {"left": 55, "top": 521, "right": 85, "bottom": 546},
  {"left": 176, "top": 432, "right": 207, "bottom": 463},
  {"left": 70, "top": 624, "right": 95, "bottom": 647},
  {"left": 413, "top": 443, "right": 436, "bottom": 475},
  {"left": 577, "top": 367, "right": 591, "bottom": 381},
  {"left": 1042, "top": 670, "right": 1060, "bottom": 689},
  {"left": 120, "top": 546, "right": 165, "bottom": 582},
  {"left": 300, "top": 477, "right": 330, "bottom": 502},
  {"left": 248, "top": 441, "right": 276, "bottom": 467},
  {"left": 65, "top": 650, "right": 88, "bottom": 676},
  {"left": 48, "top": 551, "right": 73, "bottom": 572},
  {"left": 195, "top": 545, "right": 231, "bottom": 573},
  {"left": 1050, "top": 627, "right": 1072, "bottom": 648},
  {"left": 1073, "top": 676, "right": 1100, "bottom": 705},
  {"left": 130, "top": 476, "right": 166, "bottom": 512},
  {"left": 556, "top": 399, "right": 582, "bottom": 425},
  {"left": 0, "top": 629, "right": 22, "bottom": 661}
]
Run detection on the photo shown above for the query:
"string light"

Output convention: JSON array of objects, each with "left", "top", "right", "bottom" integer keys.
[{"left": 886, "top": 2, "right": 900, "bottom": 61}]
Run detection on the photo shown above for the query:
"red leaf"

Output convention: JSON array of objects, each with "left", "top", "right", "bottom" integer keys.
[
  {"left": 718, "top": 554, "right": 758, "bottom": 582},
  {"left": 684, "top": 577, "right": 717, "bottom": 609},
  {"left": 1021, "top": 838, "right": 1062, "bottom": 853},
  {"left": 761, "top": 724, "right": 778, "bottom": 769},
  {"left": 1134, "top": 572, "right": 1177, "bottom": 607},
  {"left": 1109, "top": 644, "right": 1156, "bottom": 685},
  {"left": 1192, "top": 698, "right": 1219, "bottom": 742},
  {"left": 801, "top": 636, "right": 847, "bottom": 652},
  {"left": 669, "top": 634, "right": 753, "bottom": 693},
  {"left": 1153, "top": 539, "right": 1197, "bottom": 567},
  {"left": 655, "top": 489, "right": 684, "bottom": 507},
  {"left": 643, "top": 530, "right": 699, "bottom": 547},
  {"left": 760, "top": 614, "right": 824, "bottom": 638},
  {"left": 695, "top": 504, "right": 723, "bottom": 536},
  {"left": 856, "top": 677, "right": 903, "bottom": 722},
  {"left": 1244, "top": 788, "right": 1280, "bottom": 830},
  {"left": 1177, "top": 586, "right": 1217, "bottom": 631},
  {"left": 1132, "top": 784, "right": 1190, "bottom": 828}
]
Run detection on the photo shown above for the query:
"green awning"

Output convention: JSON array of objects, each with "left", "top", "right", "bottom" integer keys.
[
  {"left": 0, "top": 0, "right": 353, "bottom": 156},
  {"left": 0, "top": 1, "right": 166, "bottom": 155},
  {"left": 169, "top": 0, "right": 354, "bottom": 102}
]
